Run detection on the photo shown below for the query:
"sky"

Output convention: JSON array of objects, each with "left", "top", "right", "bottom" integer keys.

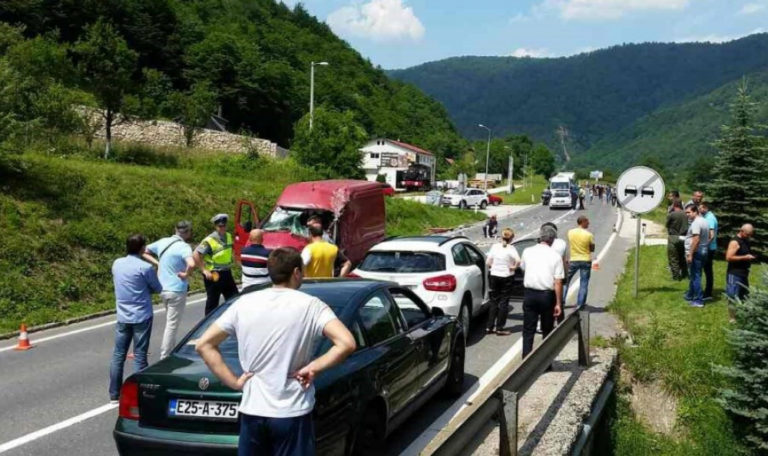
[{"left": 281, "top": 0, "right": 768, "bottom": 69}]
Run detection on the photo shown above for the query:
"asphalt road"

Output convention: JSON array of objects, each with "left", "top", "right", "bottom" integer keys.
[{"left": 0, "top": 200, "right": 619, "bottom": 456}]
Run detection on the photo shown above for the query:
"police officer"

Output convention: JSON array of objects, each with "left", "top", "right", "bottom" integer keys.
[{"left": 194, "top": 213, "right": 239, "bottom": 315}]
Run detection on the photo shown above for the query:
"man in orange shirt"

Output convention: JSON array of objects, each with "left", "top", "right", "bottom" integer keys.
[
  {"left": 301, "top": 223, "right": 352, "bottom": 278},
  {"left": 564, "top": 216, "right": 595, "bottom": 309}
]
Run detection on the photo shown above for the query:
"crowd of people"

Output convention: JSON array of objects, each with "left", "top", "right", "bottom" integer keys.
[
  {"left": 570, "top": 183, "right": 617, "bottom": 210},
  {"left": 665, "top": 190, "right": 756, "bottom": 312}
]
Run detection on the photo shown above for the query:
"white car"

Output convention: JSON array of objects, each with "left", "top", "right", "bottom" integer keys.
[
  {"left": 441, "top": 188, "right": 489, "bottom": 209},
  {"left": 351, "top": 236, "right": 489, "bottom": 336}
]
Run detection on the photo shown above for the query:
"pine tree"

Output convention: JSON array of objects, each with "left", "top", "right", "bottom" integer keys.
[
  {"left": 708, "top": 80, "right": 768, "bottom": 258},
  {"left": 715, "top": 271, "right": 768, "bottom": 452}
]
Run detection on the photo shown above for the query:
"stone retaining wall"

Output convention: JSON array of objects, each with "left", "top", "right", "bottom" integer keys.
[{"left": 94, "top": 116, "right": 280, "bottom": 157}]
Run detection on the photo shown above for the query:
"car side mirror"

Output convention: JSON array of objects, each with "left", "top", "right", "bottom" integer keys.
[{"left": 431, "top": 307, "right": 445, "bottom": 318}]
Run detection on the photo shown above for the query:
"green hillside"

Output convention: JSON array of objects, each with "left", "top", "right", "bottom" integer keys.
[
  {"left": 0, "top": 0, "right": 466, "bottom": 162},
  {"left": 389, "top": 34, "right": 768, "bottom": 167},
  {"left": 572, "top": 71, "right": 768, "bottom": 172}
]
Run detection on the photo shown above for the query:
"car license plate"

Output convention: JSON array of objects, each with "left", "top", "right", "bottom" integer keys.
[{"left": 168, "top": 399, "right": 239, "bottom": 420}]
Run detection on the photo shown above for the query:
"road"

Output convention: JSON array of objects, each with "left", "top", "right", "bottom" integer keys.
[{"left": 0, "top": 200, "right": 619, "bottom": 456}]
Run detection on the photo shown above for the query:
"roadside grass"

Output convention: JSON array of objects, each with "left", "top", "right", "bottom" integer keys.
[
  {"left": 0, "top": 150, "right": 482, "bottom": 333},
  {"left": 495, "top": 175, "right": 547, "bottom": 205},
  {"left": 608, "top": 245, "right": 743, "bottom": 455}
]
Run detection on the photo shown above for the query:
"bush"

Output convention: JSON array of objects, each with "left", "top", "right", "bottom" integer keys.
[
  {"left": 112, "top": 142, "right": 179, "bottom": 168},
  {"left": 715, "top": 271, "right": 768, "bottom": 452}
]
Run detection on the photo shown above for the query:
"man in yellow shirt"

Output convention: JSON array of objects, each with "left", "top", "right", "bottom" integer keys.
[
  {"left": 564, "top": 216, "right": 595, "bottom": 309},
  {"left": 301, "top": 223, "right": 352, "bottom": 278}
]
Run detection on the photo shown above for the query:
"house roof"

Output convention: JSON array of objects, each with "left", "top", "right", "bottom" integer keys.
[{"left": 385, "top": 139, "right": 434, "bottom": 156}]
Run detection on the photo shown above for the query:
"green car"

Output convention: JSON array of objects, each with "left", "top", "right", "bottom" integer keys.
[{"left": 113, "top": 279, "right": 465, "bottom": 455}]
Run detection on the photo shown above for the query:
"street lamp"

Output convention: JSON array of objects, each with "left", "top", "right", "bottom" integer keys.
[
  {"left": 309, "top": 61, "right": 329, "bottom": 131},
  {"left": 478, "top": 124, "right": 491, "bottom": 190}
]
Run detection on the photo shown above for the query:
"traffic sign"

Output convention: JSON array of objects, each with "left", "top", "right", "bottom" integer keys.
[{"left": 616, "top": 166, "right": 665, "bottom": 214}]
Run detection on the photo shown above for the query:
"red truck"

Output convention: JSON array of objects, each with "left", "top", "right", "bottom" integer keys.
[{"left": 234, "top": 180, "right": 387, "bottom": 266}]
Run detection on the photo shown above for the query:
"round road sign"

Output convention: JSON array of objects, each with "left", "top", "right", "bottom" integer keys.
[{"left": 616, "top": 166, "right": 665, "bottom": 214}]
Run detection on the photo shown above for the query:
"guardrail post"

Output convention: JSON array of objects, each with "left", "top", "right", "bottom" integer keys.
[
  {"left": 578, "top": 310, "right": 590, "bottom": 367},
  {"left": 497, "top": 389, "right": 518, "bottom": 456}
]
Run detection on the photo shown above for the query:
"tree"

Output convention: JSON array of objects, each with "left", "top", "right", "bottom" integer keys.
[
  {"left": 73, "top": 19, "right": 138, "bottom": 159},
  {"left": 291, "top": 107, "right": 367, "bottom": 179},
  {"left": 170, "top": 81, "right": 217, "bottom": 147},
  {"left": 715, "top": 272, "right": 768, "bottom": 452},
  {"left": 530, "top": 143, "right": 555, "bottom": 178},
  {"left": 707, "top": 81, "right": 768, "bottom": 257}
]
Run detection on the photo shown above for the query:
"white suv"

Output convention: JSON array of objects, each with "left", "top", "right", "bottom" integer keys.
[
  {"left": 441, "top": 188, "right": 489, "bottom": 209},
  {"left": 351, "top": 236, "right": 488, "bottom": 336}
]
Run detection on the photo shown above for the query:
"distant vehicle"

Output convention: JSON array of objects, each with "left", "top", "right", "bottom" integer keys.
[
  {"left": 112, "top": 280, "right": 465, "bottom": 456},
  {"left": 549, "top": 175, "right": 573, "bottom": 209},
  {"left": 486, "top": 192, "right": 503, "bottom": 206},
  {"left": 351, "top": 235, "right": 489, "bottom": 337},
  {"left": 380, "top": 182, "right": 395, "bottom": 197},
  {"left": 441, "top": 188, "right": 489, "bottom": 209},
  {"left": 234, "top": 180, "right": 386, "bottom": 266},
  {"left": 541, "top": 188, "right": 552, "bottom": 205},
  {"left": 401, "top": 163, "right": 432, "bottom": 191}
]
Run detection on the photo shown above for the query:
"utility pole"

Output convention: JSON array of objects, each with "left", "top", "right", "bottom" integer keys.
[
  {"left": 309, "top": 61, "right": 329, "bottom": 131},
  {"left": 478, "top": 124, "right": 491, "bottom": 190}
]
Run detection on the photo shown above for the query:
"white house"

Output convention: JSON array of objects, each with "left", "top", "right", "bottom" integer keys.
[{"left": 359, "top": 138, "right": 436, "bottom": 189}]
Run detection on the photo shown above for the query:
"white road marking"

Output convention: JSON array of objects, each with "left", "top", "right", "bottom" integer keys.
[
  {"left": 516, "top": 209, "right": 575, "bottom": 240},
  {"left": 0, "top": 296, "right": 205, "bottom": 353},
  {"left": 0, "top": 403, "right": 117, "bottom": 453}
]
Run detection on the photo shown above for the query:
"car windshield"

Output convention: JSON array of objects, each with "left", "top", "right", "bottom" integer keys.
[
  {"left": 261, "top": 207, "right": 333, "bottom": 237},
  {"left": 358, "top": 251, "right": 445, "bottom": 273}
]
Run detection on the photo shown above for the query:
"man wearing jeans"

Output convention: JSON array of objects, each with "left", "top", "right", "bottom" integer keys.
[
  {"left": 109, "top": 234, "right": 162, "bottom": 402},
  {"left": 144, "top": 221, "right": 195, "bottom": 359},
  {"left": 699, "top": 203, "right": 718, "bottom": 300},
  {"left": 564, "top": 216, "right": 595, "bottom": 309},
  {"left": 684, "top": 204, "right": 710, "bottom": 308}
]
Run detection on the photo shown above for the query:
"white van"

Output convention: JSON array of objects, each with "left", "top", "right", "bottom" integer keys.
[{"left": 549, "top": 175, "right": 573, "bottom": 209}]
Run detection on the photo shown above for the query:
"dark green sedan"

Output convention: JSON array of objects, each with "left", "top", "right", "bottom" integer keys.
[{"left": 113, "top": 279, "right": 465, "bottom": 455}]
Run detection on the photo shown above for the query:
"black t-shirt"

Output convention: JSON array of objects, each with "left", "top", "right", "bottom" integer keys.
[{"left": 727, "top": 237, "right": 752, "bottom": 277}]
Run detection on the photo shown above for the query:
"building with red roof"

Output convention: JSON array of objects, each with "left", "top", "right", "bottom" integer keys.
[{"left": 360, "top": 138, "right": 436, "bottom": 190}]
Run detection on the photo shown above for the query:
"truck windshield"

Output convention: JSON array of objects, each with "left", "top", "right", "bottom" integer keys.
[
  {"left": 550, "top": 181, "right": 570, "bottom": 190},
  {"left": 261, "top": 207, "right": 309, "bottom": 237},
  {"left": 358, "top": 251, "right": 446, "bottom": 273}
]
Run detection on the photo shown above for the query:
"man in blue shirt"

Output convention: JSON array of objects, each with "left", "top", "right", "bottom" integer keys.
[
  {"left": 700, "top": 202, "right": 718, "bottom": 300},
  {"left": 109, "top": 234, "right": 162, "bottom": 402},
  {"left": 144, "top": 221, "right": 195, "bottom": 359}
]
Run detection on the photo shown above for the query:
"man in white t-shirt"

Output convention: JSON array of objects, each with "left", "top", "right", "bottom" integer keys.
[
  {"left": 196, "top": 247, "right": 356, "bottom": 455},
  {"left": 520, "top": 226, "right": 564, "bottom": 358},
  {"left": 542, "top": 222, "right": 568, "bottom": 320}
]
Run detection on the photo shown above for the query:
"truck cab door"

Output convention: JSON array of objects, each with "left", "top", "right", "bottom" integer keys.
[{"left": 234, "top": 199, "right": 259, "bottom": 259}]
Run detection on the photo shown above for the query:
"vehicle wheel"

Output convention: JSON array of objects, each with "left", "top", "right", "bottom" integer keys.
[
  {"left": 493, "top": 200, "right": 501, "bottom": 206},
  {"left": 348, "top": 404, "right": 385, "bottom": 456},
  {"left": 459, "top": 298, "right": 471, "bottom": 340},
  {"left": 459, "top": 200, "right": 467, "bottom": 210},
  {"left": 480, "top": 200, "right": 487, "bottom": 209},
  {"left": 443, "top": 334, "right": 466, "bottom": 397}
]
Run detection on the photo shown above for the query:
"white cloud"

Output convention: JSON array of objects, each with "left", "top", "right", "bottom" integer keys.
[
  {"left": 542, "top": 0, "right": 690, "bottom": 21},
  {"left": 737, "top": 3, "right": 766, "bottom": 15},
  {"left": 507, "top": 47, "right": 551, "bottom": 58},
  {"left": 327, "top": 0, "right": 425, "bottom": 43}
]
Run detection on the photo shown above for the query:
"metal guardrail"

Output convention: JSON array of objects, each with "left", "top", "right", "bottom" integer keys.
[{"left": 425, "top": 310, "right": 590, "bottom": 456}]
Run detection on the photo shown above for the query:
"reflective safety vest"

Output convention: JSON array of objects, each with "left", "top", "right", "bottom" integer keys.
[{"left": 203, "top": 233, "right": 234, "bottom": 271}]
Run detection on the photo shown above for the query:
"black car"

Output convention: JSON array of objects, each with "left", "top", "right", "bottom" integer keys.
[{"left": 113, "top": 279, "right": 465, "bottom": 455}]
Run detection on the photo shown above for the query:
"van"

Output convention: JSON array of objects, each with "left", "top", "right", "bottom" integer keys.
[
  {"left": 549, "top": 175, "right": 573, "bottom": 209},
  {"left": 234, "top": 180, "right": 387, "bottom": 266}
]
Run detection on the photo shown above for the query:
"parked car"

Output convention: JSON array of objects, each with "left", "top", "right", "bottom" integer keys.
[
  {"left": 440, "top": 188, "right": 488, "bottom": 209},
  {"left": 113, "top": 280, "right": 465, "bottom": 456},
  {"left": 234, "top": 180, "right": 386, "bottom": 265},
  {"left": 486, "top": 192, "right": 503, "bottom": 206},
  {"left": 351, "top": 235, "right": 488, "bottom": 337},
  {"left": 380, "top": 183, "right": 395, "bottom": 197}
]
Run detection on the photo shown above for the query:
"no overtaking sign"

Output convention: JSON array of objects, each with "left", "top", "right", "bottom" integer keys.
[{"left": 616, "top": 166, "right": 665, "bottom": 214}]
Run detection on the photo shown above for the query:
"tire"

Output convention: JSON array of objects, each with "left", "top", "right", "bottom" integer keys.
[
  {"left": 493, "top": 200, "right": 501, "bottom": 206},
  {"left": 480, "top": 200, "right": 487, "bottom": 209},
  {"left": 348, "top": 404, "right": 385, "bottom": 456},
  {"left": 459, "top": 200, "right": 467, "bottom": 210},
  {"left": 443, "top": 333, "right": 466, "bottom": 397},
  {"left": 459, "top": 298, "right": 471, "bottom": 340}
]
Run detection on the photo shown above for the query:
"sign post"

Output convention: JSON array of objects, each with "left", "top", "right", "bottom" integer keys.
[{"left": 616, "top": 166, "right": 665, "bottom": 298}]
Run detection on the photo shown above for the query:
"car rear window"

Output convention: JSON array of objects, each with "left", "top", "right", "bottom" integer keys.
[{"left": 358, "top": 251, "right": 445, "bottom": 273}]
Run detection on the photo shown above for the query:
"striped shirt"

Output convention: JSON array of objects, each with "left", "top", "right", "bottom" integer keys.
[{"left": 241, "top": 244, "right": 272, "bottom": 288}]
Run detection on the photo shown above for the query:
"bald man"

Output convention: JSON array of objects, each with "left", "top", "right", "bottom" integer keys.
[
  {"left": 240, "top": 229, "right": 272, "bottom": 289},
  {"left": 725, "top": 224, "right": 756, "bottom": 302}
]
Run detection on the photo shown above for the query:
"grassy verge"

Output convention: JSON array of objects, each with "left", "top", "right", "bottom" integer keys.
[
  {"left": 0, "top": 150, "right": 482, "bottom": 333},
  {"left": 495, "top": 175, "right": 547, "bottom": 205},
  {"left": 608, "top": 245, "right": 743, "bottom": 455}
]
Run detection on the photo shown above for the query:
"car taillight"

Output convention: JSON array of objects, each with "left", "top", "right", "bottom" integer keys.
[
  {"left": 423, "top": 274, "right": 457, "bottom": 292},
  {"left": 118, "top": 378, "right": 140, "bottom": 420}
]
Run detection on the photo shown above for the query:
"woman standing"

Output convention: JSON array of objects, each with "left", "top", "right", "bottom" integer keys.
[{"left": 486, "top": 228, "right": 520, "bottom": 335}]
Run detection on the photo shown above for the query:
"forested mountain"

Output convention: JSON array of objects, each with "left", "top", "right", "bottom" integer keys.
[
  {"left": 0, "top": 0, "right": 466, "bottom": 161},
  {"left": 389, "top": 34, "right": 768, "bottom": 170}
]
